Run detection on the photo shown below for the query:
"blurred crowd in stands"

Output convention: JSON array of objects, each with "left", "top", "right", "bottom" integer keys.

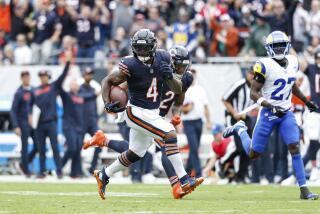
[{"left": 0, "top": 0, "right": 319, "bottom": 66}]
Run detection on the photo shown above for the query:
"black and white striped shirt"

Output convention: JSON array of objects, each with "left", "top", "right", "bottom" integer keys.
[{"left": 223, "top": 78, "right": 254, "bottom": 114}]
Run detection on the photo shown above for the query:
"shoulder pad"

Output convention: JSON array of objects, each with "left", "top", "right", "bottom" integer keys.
[
  {"left": 119, "top": 57, "right": 132, "bottom": 77},
  {"left": 253, "top": 60, "right": 266, "bottom": 78}
]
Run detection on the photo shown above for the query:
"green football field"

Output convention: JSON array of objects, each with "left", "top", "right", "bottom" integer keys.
[{"left": 0, "top": 183, "right": 319, "bottom": 214}]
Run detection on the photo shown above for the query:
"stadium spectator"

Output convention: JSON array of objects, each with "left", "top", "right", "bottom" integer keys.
[
  {"left": 10, "top": 70, "right": 34, "bottom": 177},
  {"left": 33, "top": 59, "right": 71, "bottom": 178},
  {"left": 157, "top": 0, "right": 174, "bottom": 25},
  {"left": 202, "top": 124, "right": 234, "bottom": 182},
  {"left": 94, "top": 0, "right": 111, "bottom": 47},
  {"left": 79, "top": 67, "right": 101, "bottom": 174},
  {"left": 210, "top": 14, "right": 239, "bottom": 56},
  {"left": 249, "top": 0, "right": 299, "bottom": 36},
  {"left": 0, "top": 0, "right": 10, "bottom": 33},
  {"left": 2, "top": 44, "right": 14, "bottom": 65},
  {"left": 9, "top": 0, "right": 33, "bottom": 40},
  {"left": 25, "top": 0, "right": 60, "bottom": 64},
  {"left": 145, "top": 7, "right": 165, "bottom": 33},
  {"left": 108, "top": 27, "right": 130, "bottom": 58},
  {"left": 13, "top": 34, "right": 32, "bottom": 65},
  {"left": 169, "top": 0, "right": 194, "bottom": 24},
  {"left": 167, "top": 8, "right": 198, "bottom": 53},
  {"left": 197, "top": 0, "right": 227, "bottom": 24},
  {"left": 156, "top": 30, "right": 168, "bottom": 50},
  {"left": 240, "top": 18, "right": 270, "bottom": 56},
  {"left": 111, "top": 0, "right": 134, "bottom": 38},
  {"left": 130, "top": 14, "right": 146, "bottom": 36},
  {"left": 54, "top": 0, "right": 77, "bottom": 38},
  {"left": 58, "top": 35, "right": 77, "bottom": 64},
  {"left": 74, "top": 5, "right": 98, "bottom": 60},
  {"left": 308, "top": 0, "right": 320, "bottom": 40},
  {"left": 292, "top": 1, "right": 310, "bottom": 53},
  {"left": 60, "top": 78, "right": 86, "bottom": 178},
  {"left": 182, "top": 68, "right": 212, "bottom": 178}
]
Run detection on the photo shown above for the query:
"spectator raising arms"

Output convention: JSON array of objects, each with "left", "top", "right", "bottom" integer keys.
[{"left": 210, "top": 14, "right": 239, "bottom": 56}]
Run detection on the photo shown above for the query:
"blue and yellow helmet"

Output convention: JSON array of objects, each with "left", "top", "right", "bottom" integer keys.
[{"left": 265, "top": 31, "right": 291, "bottom": 60}]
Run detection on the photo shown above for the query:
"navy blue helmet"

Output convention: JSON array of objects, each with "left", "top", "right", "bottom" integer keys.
[
  {"left": 169, "top": 45, "right": 190, "bottom": 75},
  {"left": 131, "top": 29, "right": 157, "bottom": 63}
]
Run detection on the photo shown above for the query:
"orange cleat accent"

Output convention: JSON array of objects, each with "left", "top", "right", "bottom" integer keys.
[
  {"left": 172, "top": 182, "right": 189, "bottom": 199},
  {"left": 181, "top": 177, "right": 204, "bottom": 193},
  {"left": 93, "top": 170, "right": 106, "bottom": 200},
  {"left": 83, "top": 130, "right": 106, "bottom": 150}
]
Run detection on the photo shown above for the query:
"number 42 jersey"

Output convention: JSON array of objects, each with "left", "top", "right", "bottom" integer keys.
[{"left": 253, "top": 54, "right": 299, "bottom": 110}]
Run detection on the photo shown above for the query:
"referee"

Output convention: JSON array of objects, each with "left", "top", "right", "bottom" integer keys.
[{"left": 221, "top": 67, "right": 255, "bottom": 182}]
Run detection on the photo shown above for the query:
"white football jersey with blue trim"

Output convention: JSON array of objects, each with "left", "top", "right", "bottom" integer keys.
[{"left": 253, "top": 54, "right": 299, "bottom": 110}]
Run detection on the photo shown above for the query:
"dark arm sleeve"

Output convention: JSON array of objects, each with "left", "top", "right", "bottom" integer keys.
[
  {"left": 54, "top": 61, "right": 71, "bottom": 89},
  {"left": 10, "top": 92, "right": 20, "bottom": 129},
  {"left": 287, "top": 0, "right": 299, "bottom": 18}
]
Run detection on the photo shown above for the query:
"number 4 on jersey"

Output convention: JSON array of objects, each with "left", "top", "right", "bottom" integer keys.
[{"left": 147, "top": 78, "right": 158, "bottom": 102}]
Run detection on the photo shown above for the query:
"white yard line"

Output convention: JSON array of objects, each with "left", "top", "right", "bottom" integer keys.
[{"left": 0, "top": 191, "right": 159, "bottom": 197}]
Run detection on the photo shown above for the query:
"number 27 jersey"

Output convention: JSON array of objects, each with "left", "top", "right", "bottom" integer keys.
[{"left": 253, "top": 54, "right": 299, "bottom": 110}]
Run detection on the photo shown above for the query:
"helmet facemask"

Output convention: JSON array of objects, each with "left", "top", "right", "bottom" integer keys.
[
  {"left": 266, "top": 41, "right": 290, "bottom": 60},
  {"left": 131, "top": 40, "right": 157, "bottom": 63}
]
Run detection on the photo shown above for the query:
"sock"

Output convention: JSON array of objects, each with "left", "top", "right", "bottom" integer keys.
[
  {"left": 291, "top": 153, "right": 306, "bottom": 187},
  {"left": 107, "top": 140, "right": 129, "bottom": 153},
  {"left": 104, "top": 159, "right": 126, "bottom": 177},
  {"left": 104, "top": 151, "right": 134, "bottom": 177},
  {"left": 161, "top": 147, "right": 178, "bottom": 186},
  {"left": 238, "top": 131, "right": 251, "bottom": 155},
  {"left": 164, "top": 138, "right": 188, "bottom": 179}
]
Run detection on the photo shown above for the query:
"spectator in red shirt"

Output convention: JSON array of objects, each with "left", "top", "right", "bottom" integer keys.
[{"left": 202, "top": 124, "right": 235, "bottom": 179}]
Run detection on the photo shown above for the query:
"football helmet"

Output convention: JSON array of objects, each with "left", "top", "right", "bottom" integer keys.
[
  {"left": 169, "top": 45, "right": 190, "bottom": 75},
  {"left": 265, "top": 31, "right": 291, "bottom": 60},
  {"left": 131, "top": 29, "right": 157, "bottom": 63}
]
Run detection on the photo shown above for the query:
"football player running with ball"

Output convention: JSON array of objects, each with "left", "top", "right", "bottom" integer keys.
[
  {"left": 91, "top": 29, "right": 203, "bottom": 200},
  {"left": 223, "top": 31, "right": 319, "bottom": 200},
  {"left": 84, "top": 45, "right": 194, "bottom": 199}
]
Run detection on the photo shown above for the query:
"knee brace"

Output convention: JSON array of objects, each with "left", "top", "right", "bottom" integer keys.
[
  {"left": 118, "top": 150, "right": 141, "bottom": 167},
  {"left": 164, "top": 138, "right": 179, "bottom": 156}
]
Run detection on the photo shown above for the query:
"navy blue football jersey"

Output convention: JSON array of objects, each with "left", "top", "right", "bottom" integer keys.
[
  {"left": 33, "top": 11, "right": 57, "bottom": 44},
  {"left": 76, "top": 17, "right": 96, "bottom": 46},
  {"left": 159, "top": 71, "right": 193, "bottom": 117},
  {"left": 119, "top": 50, "right": 172, "bottom": 109},
  {"left": 306, "top": 64, "right": 320, "bottom": 106}
]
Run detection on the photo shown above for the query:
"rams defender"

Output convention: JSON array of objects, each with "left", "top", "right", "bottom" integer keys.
[
  {"left": 84, "top": 45, "right": 194, "bottom": 199},
  {"left": 92, "top": 29, "right": 203, "bottom": 200},
  {"left": 223, "top": 31, "right": 319, "bottom": 200}
]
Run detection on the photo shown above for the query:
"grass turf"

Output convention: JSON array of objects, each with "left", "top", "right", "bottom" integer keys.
[{"left": 0, "top": 183, "right": 319, "bottom": 214}]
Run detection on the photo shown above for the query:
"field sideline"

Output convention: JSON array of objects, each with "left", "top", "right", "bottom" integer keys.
[{"left": 1, "top": 183, "right": 320, "bottom": 214}]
